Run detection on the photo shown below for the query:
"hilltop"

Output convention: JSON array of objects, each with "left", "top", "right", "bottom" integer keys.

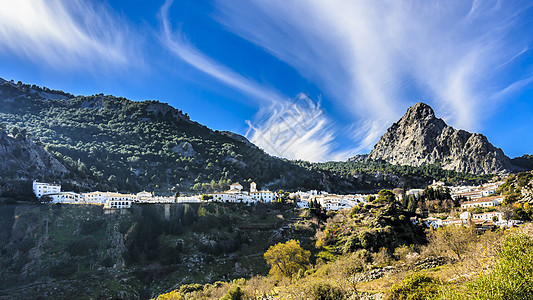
[{"left": 368, "top": 102, "right": 514, "bottom": 175}]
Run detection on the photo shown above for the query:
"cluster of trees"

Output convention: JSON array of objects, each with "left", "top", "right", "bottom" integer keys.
[
  {"left": 499, "top": 172, "right": 533, "bottom": 204},
  {"left": 312, "top": 160, "right": 491, "bottom": 188},
  {"left": 511, "top": 154, "right": 533, "bottom": 171}
]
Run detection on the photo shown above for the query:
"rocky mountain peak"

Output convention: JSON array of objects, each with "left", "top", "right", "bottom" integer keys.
[
  {"left": 368, "top": 102, "right": 513, "bottom": 175},
  {"left": 403, "top": 102, "right": 435, "bottom": 121}
]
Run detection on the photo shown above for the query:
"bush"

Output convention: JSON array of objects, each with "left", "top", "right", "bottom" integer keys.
[
  {"left": 179, "top": 283, "right": 203, "bottom": 294},
  {"left": 50, "top": 261, "right": 77, "bottom": 277},
  {"left": 311, "top": 282, "right": 345, "bottom": 300},
  {"left": 468, "top": 233, "right": 533, "bottom": 300},
  {"left": 219, "top": 285, "right": 244, "bottom": 300},
  {"left": 389, "top": 273, "right": 440, "bottom": 300}
]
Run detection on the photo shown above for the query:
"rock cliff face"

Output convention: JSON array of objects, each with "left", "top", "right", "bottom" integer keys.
[
  {"left": 0, "top": 130, "right": 70, "bottom": 196},
  {"left": 368, "top": 102, "right": 512, "bottom": 175}
]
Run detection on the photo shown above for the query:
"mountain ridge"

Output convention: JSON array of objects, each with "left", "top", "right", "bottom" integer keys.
[
  {"left": 367, "top": 102, "right": 514, "bottom": 175},
  {"left": 0, "top": 78, "right": 497, "bottom": 196}
]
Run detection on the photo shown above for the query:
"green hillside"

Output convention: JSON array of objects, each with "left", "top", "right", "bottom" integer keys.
[{"left": 0, "top": 79, "right": 490, "bottom": 196}]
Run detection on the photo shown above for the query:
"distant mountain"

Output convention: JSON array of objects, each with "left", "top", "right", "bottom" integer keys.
[{"left": 367, "top": 102, "right": 513, "bottom": 175}]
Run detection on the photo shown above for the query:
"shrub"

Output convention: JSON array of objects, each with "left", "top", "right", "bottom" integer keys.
[
  {"left": 468, "top": 233, "right": 533, "bottom": 300},
  {"left": 310, "top": 282, "right": 345, "bottom": 300},
  {"left": 179, "top": 283, "right": 203, "bottom": 294},
  {"left": 155, "top": 290, "right": 183, "bottom": 300},
  {"left": 389, "top": 273, "right": 440, "bottom": 300},
  {"left": 219, "top": 285, "right": 244, "bottom": 300}
]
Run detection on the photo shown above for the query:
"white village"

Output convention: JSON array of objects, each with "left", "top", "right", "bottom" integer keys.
[{"left": 33, "top": 177, "right": 520, "bottom": 230}]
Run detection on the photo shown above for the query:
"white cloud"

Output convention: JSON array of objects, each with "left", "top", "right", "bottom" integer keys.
[
  {"left": 214, "top": 0, "right": 533, "bottom": 152},
  {"left": 159, "top": 0, "right": 284, "bottom": 105},
  {"left": 246, "top": 93, "right": 353, "bottom": 162},
  {"left": 0, "top": 0, "right": 140, "bottom": 70},
  {"left": 160, "top": 0, "right": 354, "bottom": 161}
]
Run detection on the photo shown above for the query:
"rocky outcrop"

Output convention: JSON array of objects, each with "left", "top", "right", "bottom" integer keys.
[
  {"left": 0, "top": 130, "right": 70, "bottom": 196},
  {"left": 368, "top": 102, "right": 513, "bottom": 175},
  {"left": 220, "top": 131, "right": 258, "bottom": 149}
]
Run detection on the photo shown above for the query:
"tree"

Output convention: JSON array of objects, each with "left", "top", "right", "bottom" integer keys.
[
  {"left": 377, "top": 189, "right": 395, "bottom": 202},
  {"left": 220, "top": 285, "right": 244, "bottom": 300},
  {"left": 407, "top": 195, "right": 417, "bottom": 213},
  {"left": 389, "top": 273, "right": 440, "bottom": 300},
  {"left": 264, "top": 239, "right": 311, "bottom": 279},
  {"left": 200, "top": 194, "right": 213, "bottom": 201},
  {"left": 428, "top": 226, "right": 476, "bottom": 260}
]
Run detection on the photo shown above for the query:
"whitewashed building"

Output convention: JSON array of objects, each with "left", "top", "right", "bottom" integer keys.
[
  {"left": 33, "top": 181, "right": 61, "bottom": 199},
  {"left": 48, "top": 191, "right": 84, "bottom": 203},
  {"left": 461, "top": 196, "right": 503, "bottom": 209},
  {"left": 209, "top": 182, "right": 275, "bottom": 203},
  {"left": 104, "top": 198, "right": 132, "bottom": 209},
  {"left": 250, "top": 191, "right": 275, "bottom": 202}
]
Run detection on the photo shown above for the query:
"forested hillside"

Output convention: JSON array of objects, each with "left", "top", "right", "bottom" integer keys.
[
  {"left": 0, "top": 79, "right": 491, "bottom": 196},
  {"left": 0, "top": 80, "right": 325, "bottom": 194}
]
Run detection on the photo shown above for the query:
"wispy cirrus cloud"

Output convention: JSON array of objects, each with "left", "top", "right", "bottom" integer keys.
[
  {"left": 159, "top": 0, "right": 284, "bottom": 105},
  {"left": 214, "top": 0, "right": 533, "bottom": 152},
  {"left": 246, "top": 93, "right": 354, "bottom": 162},
  {"left": 159, "top": 0, "right": 347, "bottom": 162},
  {"left": 0, "top": 0, "right": 140, "bottom": 71}
]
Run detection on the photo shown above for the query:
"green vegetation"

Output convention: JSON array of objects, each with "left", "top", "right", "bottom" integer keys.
[
  {"left": 389, "top": 273, "right": 441, "bottom": 300},
  {"left": 0, "top": 81, "right": 325, "bottom": 194},
  {"left": 511, "top": 154, "right": 533, "bottom": 171},
  {"left": 310, "top": 160, "right": 492, "bottom": 188},
  {"left": 437, "top": 232, "right": 533, "bottom": 300},
  {"left": 499, "top": 171, "right": 533, "bottom": 204},
  {"left": 264, "top": 239, "right": 311, "bottom": 278},
  {"left": 1, "top": 80, "right": 494, "bottom": 198},
  {"left": 0, "top": 202, "right": 312, "bottom": 299},
  {"left": 155, "top": 223, "right": 533, "bottom": 300}
]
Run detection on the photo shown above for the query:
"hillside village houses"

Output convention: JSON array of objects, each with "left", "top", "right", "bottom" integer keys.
[
  {"left": 32, "top": 181, "right": 60, "bottom": 198},
  {"left": 450, "top": 181, "right": 502, "bottom": 200},
  {"left": 32, "top": 180, "right": 275, "bottom": 208},
  {"left": 460, "top": 195, "right": 504, "bottom": 209},
  {"left": 209, "top": 182, "right": 275, "bottom": 203},
  {"left": 293, "top": 190, "right": 369, "bottom": 211},
  {"left": 33, "top": 178, "right": 518, "bottom": 227}
]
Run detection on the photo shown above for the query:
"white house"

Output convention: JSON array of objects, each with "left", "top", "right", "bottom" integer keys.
[
  {"left": 136, "top": 191, "right": 153, "bottom": 202},
  {"left": 176, "top": 195, "right": 201, "bottom": 203},
  {"left": 424, "top": 217, "right": 443, "bottom": 228},
  {"left": 461, "top": 196, "right": 503, "bottom": 209},
  {"left": 460, "top": 211, "right": 503, "bottom": 222},
  {"left": 229, "top": 183, "right": 243, "bottom": 191},
  {"left": 104, "top": 198, "right": 132, "bottom": 209},
  {"left": 33, "top": 181, "right": 61, "bottom": 199},
  {"left": 82, "top": 191, "right": 109, "bottom": 204},
  {"left": 406, "top": 189, "right": 424, "bottom": 196},
  {"left": 48, "top": 191, "right": 83, "bottom": 203},
  {"left": 249, "top": 191, "right": 275, "bottom": 202},
  {"left": 296, "top": 199, "right": 310, "bottom": 208}
]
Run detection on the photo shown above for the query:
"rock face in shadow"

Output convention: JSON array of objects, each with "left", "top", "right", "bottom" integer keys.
[{"left": 368, "top": 102, "right": 513, "bottom": 175}]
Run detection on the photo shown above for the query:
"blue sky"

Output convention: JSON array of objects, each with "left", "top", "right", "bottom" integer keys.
[{"left": 1, "top": 0, "right": 533, "bottom": 161}]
